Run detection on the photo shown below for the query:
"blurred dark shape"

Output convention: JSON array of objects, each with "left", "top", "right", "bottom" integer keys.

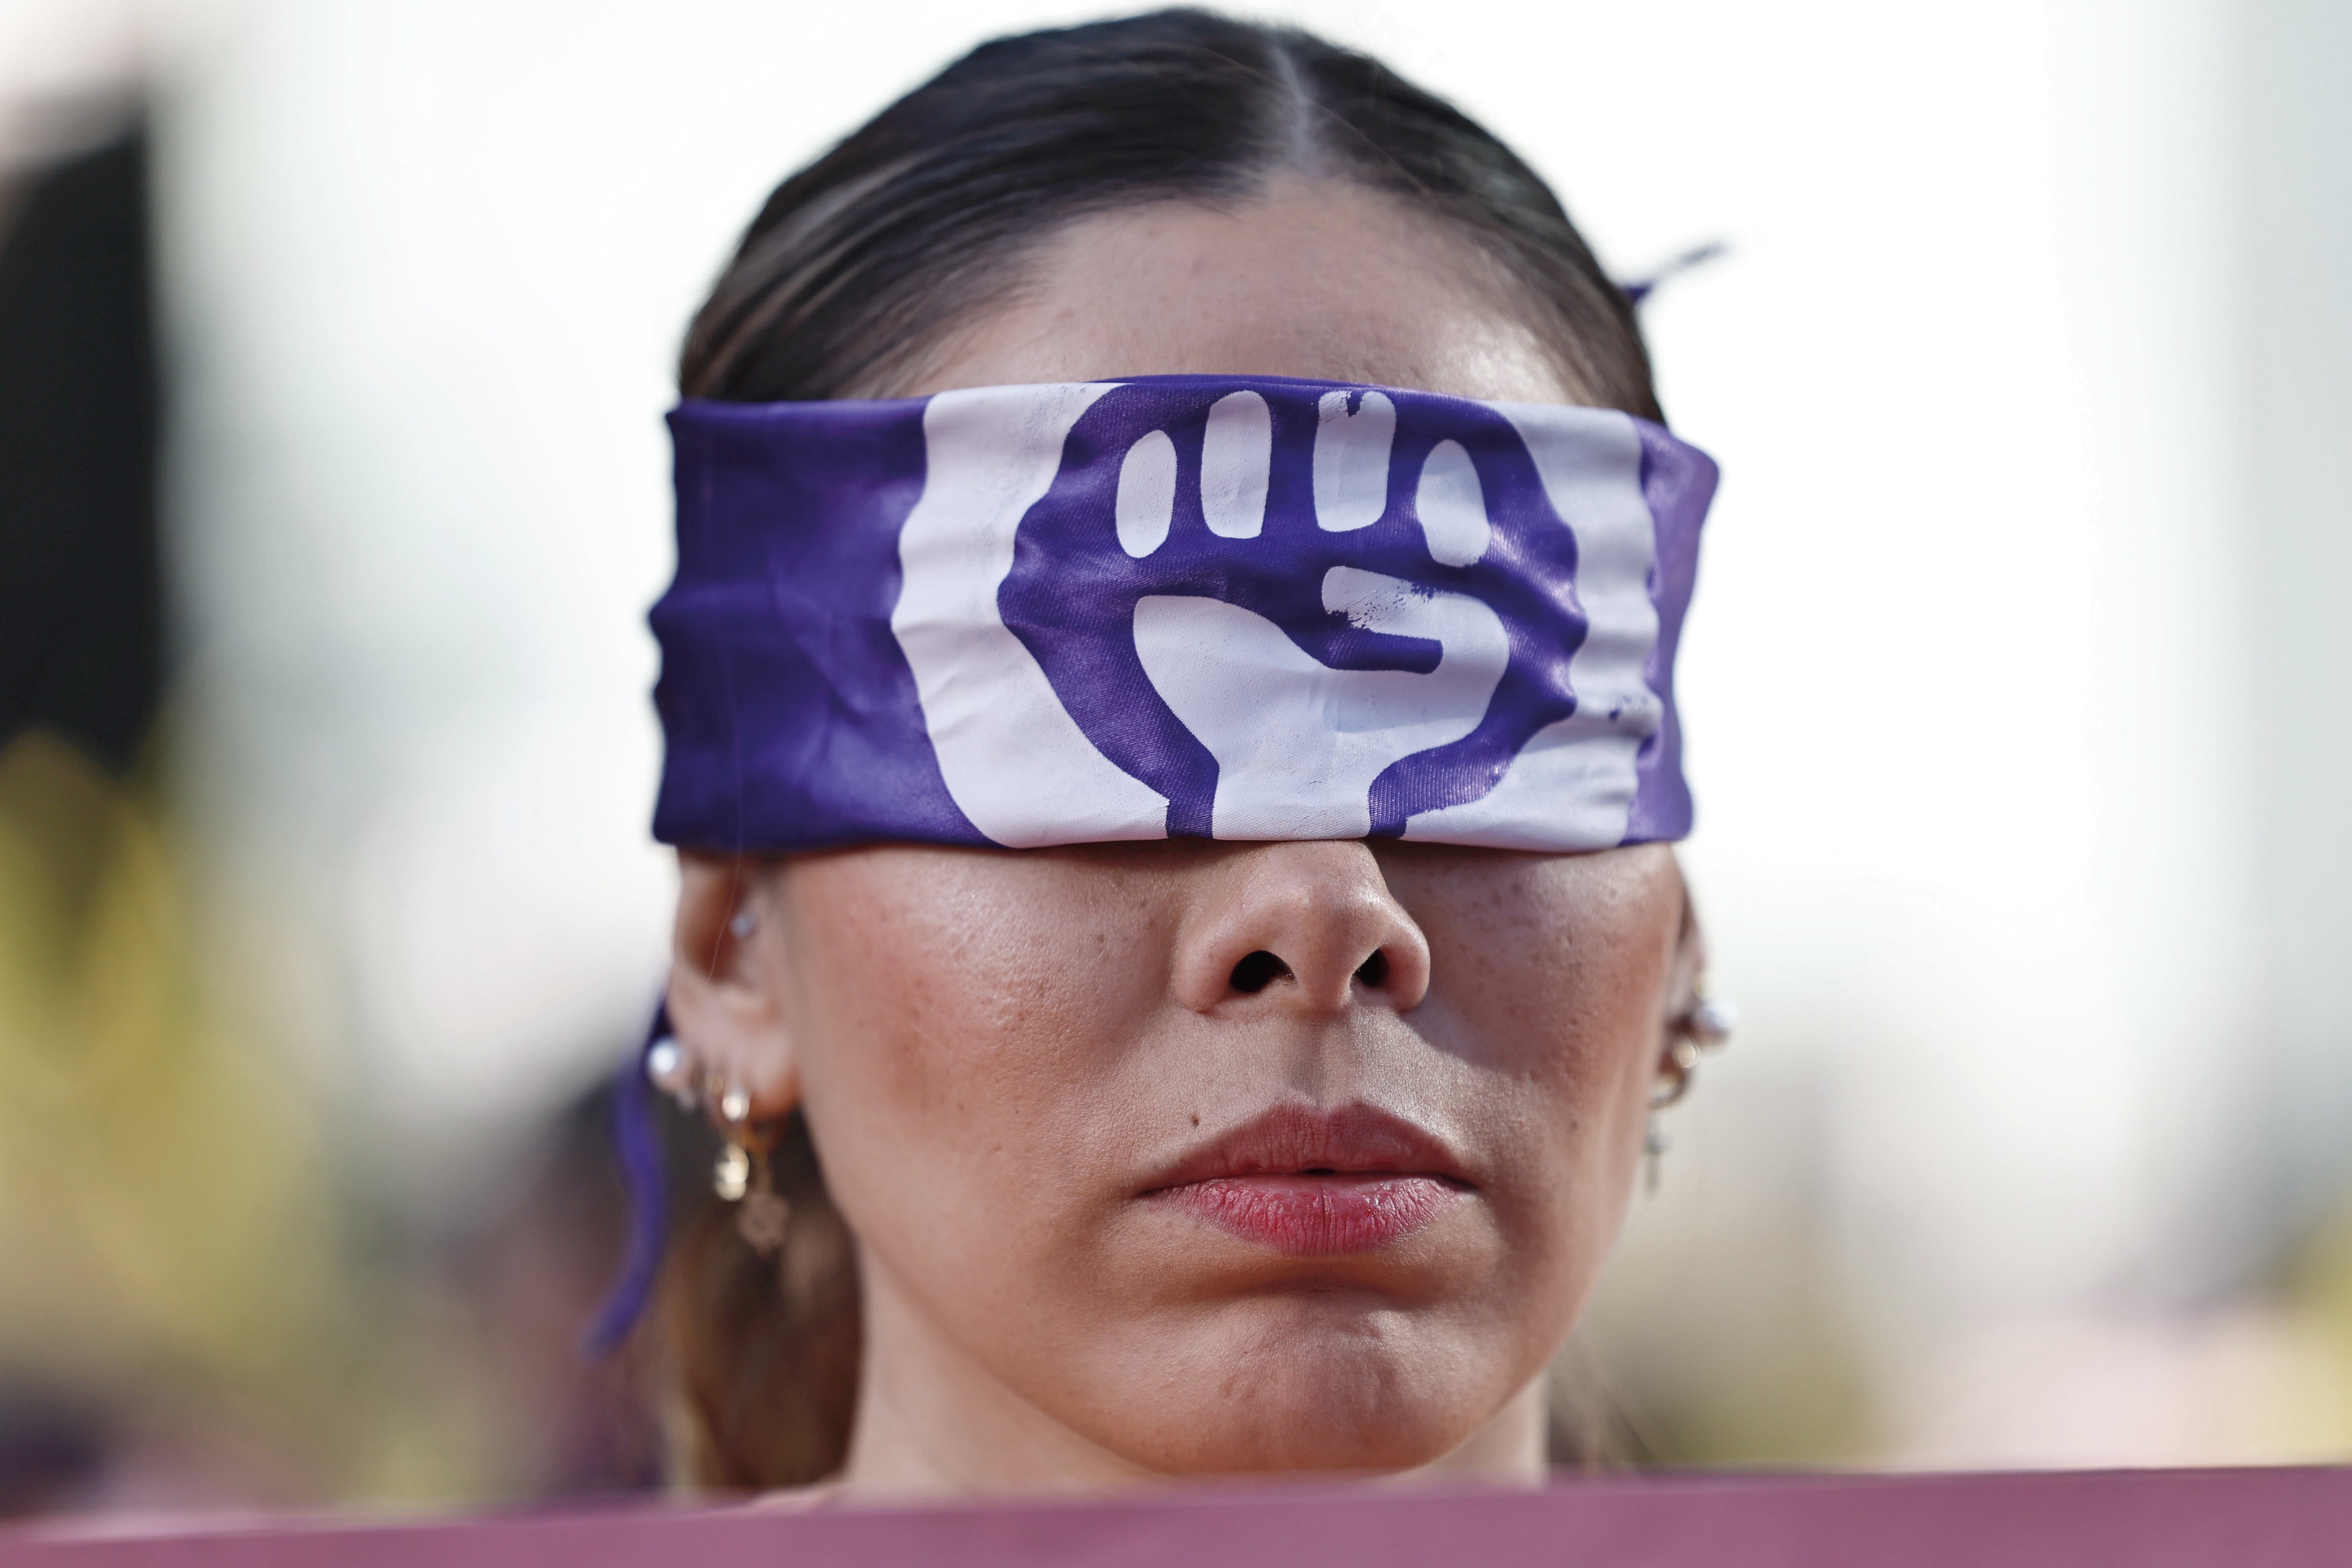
[
  {"left": 0, "top": 1386, "right": 109, "bottom": 1519},
  {"left": 0, "top": 123, "right": 161, "bottom": 776},
  {"left": 455, "top": 1083, "right": 671, "bottom": 1499},
  {"left": 1621, "top": 240, "right": 1728, "bottom": 307}
]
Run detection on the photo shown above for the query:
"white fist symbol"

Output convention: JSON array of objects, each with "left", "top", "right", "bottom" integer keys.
[{"left": 1128, "top": 391, "right": 1511, "bottom": 839}]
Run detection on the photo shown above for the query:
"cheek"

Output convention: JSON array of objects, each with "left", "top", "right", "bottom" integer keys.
[
  {"left": 771, "top": 852, "right": 1172, "bottom": 1268},
  {"left": 1412, "top": 854, "right": 1678, "bottom": 1284}
]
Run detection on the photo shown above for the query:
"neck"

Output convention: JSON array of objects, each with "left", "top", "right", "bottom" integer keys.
[{"left": 838, "top": 1253, "right": 1551, "bottom": 1498}]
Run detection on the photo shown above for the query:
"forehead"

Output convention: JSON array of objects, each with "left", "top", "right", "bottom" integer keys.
[{"left": 901, "top": 178, "right": 1581, "bottom": 406}]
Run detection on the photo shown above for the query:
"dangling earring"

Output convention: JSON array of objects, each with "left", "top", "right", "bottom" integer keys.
[
  {"left": 1643, "top": 1114, "right": 1671, "bottom": 1198},
  {"left": 1643, "top": 1043, "right": 1696, "bottom": 1197},
  {"left": 713, "top": 1079, "right": 791, "bottom": 1257},
  {"left": 1644, "top": 984, "right": 1738, "bottom": 1196}
]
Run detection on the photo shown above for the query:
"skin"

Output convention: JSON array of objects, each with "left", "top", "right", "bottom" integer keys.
[{"left": 668, "top": 179, "right": 1701, "bottom": 1496}]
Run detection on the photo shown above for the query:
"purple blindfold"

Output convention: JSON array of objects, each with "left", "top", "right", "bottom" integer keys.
[{"left": 652, "top": 374, "right": 1717, "bottom": 856}]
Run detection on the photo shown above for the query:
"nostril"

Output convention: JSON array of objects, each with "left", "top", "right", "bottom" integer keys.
[
  {"left": 1354, "top": 950, "right": 1390, "bottom": 989},
  {"left": 1229, "top": 950, "right": 1292, "bottom": 994}
]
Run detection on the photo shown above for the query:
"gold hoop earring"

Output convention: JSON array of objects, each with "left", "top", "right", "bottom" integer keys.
[
  {"left": 1644, "top": 985, "right": 1738, "bottom": 1196},
  {"left": 713, "top": 1080, "right": 790, "bottom": 1257}
]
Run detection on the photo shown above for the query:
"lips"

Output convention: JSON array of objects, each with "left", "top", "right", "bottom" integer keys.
[{"left": 1140, "top": 1103, "right": 1472, "bottom": 1255}]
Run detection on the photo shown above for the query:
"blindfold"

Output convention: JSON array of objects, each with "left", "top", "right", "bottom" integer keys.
[{"left": 652, "top": 374, "right": 1716, "bottom": 856}]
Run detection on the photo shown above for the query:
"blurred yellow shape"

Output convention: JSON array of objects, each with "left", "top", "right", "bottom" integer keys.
[{"left": 0, "top": 730, "right": 336, "bottom": 1482}]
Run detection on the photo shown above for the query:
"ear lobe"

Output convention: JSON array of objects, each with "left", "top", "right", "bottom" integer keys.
[
  {"left": 667, "top": 851, "right": 801, "bottom": 1117},
  {"left": 1658, "top": 861, "right": 1707, "bottom": 1067}
]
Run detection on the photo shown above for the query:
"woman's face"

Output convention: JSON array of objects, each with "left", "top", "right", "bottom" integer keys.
[{"left": 673, "top": 181, "right": 1694, "bottom": 1489}]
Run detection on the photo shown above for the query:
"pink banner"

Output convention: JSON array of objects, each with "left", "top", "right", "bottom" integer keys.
[{"left": 7, "top": 1468, "right": 2350, "bottom": 1568}]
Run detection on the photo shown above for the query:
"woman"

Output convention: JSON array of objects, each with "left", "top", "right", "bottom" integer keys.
[{"left": 625, "top": 8, "right": 1726, "bottom": 1497}]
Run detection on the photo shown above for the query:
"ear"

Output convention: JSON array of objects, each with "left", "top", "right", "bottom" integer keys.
[
  {"left": 1658, "top": 859, "right": 1708, "bottom": 1067},
  {"left": 667, "top": 851, "right": 801, "bottom": 1120}
]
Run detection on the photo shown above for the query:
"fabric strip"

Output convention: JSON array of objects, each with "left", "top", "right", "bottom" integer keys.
[{"left": 652, "top": 374, "right": 1717, "bottom": 855}]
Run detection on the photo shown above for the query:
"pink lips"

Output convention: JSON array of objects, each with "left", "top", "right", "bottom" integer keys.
[{"left": 1141, "top": 1103, "right": 1472, "bottom": 1255}]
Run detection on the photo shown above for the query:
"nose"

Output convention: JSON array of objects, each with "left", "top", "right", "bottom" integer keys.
[{"left": 1171, "top": 841, "right": 1432, "bottom": 1014}]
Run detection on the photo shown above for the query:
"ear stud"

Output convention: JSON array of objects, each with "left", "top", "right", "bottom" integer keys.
[{"left": 645, "top": 1036, "right": 699, "bottom": 1110}]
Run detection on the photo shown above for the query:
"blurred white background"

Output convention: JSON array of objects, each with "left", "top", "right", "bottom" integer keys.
[{"left": 3, "top": 0, "right": 2347, "bottom": 1498}]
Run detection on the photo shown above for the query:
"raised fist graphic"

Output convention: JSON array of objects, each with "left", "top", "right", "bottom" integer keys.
[{"left": 986, "top": 377, "right": 1655, "bottom": 841}]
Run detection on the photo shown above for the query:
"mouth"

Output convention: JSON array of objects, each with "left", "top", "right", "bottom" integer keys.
[{"left": 1138, "top": 1102, "right": 1473, "bottom": 1256}]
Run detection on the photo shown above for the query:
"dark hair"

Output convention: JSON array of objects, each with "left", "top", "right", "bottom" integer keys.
[
  {"left": 658, "top": 8, "right": 1661, "bottom": 1490},
  {"left": 680, "top": 9, "right": 1659, "bottom": 417}
]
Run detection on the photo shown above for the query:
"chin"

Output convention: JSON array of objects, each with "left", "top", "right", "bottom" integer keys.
[{"left": 1089, "top": 1308, "right": 1509, "bottom": 1476}]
